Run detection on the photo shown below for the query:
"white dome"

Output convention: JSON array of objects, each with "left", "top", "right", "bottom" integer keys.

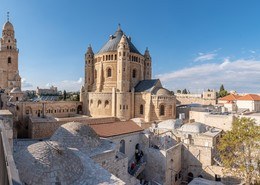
[
  {"left": 154, "top": 88, "right": 172, "bottom": 96},
  {"left": 158, "top": 119, "right": 183, "bottom": 130},
  {"left": 179, "top": 122, "right": 206, "bottom": 133}
]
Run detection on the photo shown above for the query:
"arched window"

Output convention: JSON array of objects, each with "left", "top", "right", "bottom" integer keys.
[
  {"left": 160, "top": 104, "right": 165, "bottom": 116},
  {"left": 8, "top": 57, "right": 11, "bottom": 64},
  {"left": 105, "top": 100, "right": 109, "bottom": 108},
  {"left": 115, "top": 54, "right": 117, "bottom": 60},
  {"left": 132, "top": 69, "right": 136, "bottom": 78},
  {"left": 97, "top": 100, "right": 101, "bottom": 107},
  {"left": 107, "top": 68, "right": 112, "bottom": 77},
  {"left": 111, "top": 55, "right": 113, "bottom": 60},
  {"left": 119, "top": 140, "right": 125, "bottom": 154},
  {"left": 140, "top": 104, "right": 144, "bottom": 115}
]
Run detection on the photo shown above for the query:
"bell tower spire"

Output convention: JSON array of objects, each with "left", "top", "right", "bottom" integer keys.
[{"left": 0, "top": 13, "right": 21, "bottom": 92}]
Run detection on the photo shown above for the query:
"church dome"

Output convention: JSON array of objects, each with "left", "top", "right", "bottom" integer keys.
[
  {"left": 154, "top": 87, "right": 172, "bottom": 96},
  {"left": 97, "top": 26, "right": 141, "bottom": 55},
  {"left": 179, "top": 122, "right": 207, "bottom": 133},
  {"left": 3, "top": 21, "right": 14, "bottom": 31},
  {"left": 15, "top": 141, "right": 85, "bottom": 185},
  {"left": 51, "top": 122, "right": 101, "bottom": 149}
]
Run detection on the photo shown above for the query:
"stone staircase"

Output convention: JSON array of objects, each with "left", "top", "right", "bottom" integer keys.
[{"left": 133, "top": 161, "right": 146, "bottom": 177}]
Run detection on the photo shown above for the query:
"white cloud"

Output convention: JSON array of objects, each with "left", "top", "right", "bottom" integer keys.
[
  {"left": 21, "top": 78, "right": 33, "bottom": 89},
  {"left": 194, "top": 52, "right": 217, "bottom": 62},
  {"left": 48, "top": 77, "right": 84, "bottom": 92},
  {"left": 156, "top": 58, "right": 260, "bottom": 93}
]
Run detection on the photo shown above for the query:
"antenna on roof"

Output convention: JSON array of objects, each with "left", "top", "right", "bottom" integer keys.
[{"left": 7, "top": 12, "right": 10, "bottom": 21}]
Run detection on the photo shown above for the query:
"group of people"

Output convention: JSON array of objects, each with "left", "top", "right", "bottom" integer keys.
[{"left": 129, "top": 148, "right": 144, "bottom": 175}]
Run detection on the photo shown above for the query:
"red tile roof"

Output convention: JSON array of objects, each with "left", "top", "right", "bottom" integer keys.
[
  {"left": 218, "top": 94, "right": 242, "bottom": 101},
  {"left": 237, "top": 94, "right": 260, "bottom": 101},
  {"left": 90, "top": 120, "right": 144, "bottom": 138}
]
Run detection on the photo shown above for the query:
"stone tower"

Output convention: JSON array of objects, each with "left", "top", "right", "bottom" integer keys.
[
  {"left": 144, "top": 47, "right": 152, "bottom": 80},
  {"left": 117, "top": 34, "right": 130, "bottom": 92},
  {"left": 0, "top": 15, "right": 21, "bottom": 93},
  {"left": 85, "top": 45, "right": 94, "bottom": 92},
  {"left": 116, "top": 34, "right": 131, "bottom": 120}
]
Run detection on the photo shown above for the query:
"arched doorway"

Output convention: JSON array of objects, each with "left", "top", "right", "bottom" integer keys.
[
  {"left": 188, "top": 172, "right": 194, "bottom": 183},
  {"left": 119, "top": 140, "right": 125, "bottom": 154},
  {"left": 135, "top": 143, "right": 140, "bottom": 150},
  {"left": 77, "top": 105, "right": 82, "bottom": 114}
]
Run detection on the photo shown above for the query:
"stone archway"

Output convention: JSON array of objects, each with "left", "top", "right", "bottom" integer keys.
[
  {"left": 188, "top": 172, "right": 194, "bottom": 183},
  {"left": 77, "top": 105, "right": 82, "bottom": 114}
]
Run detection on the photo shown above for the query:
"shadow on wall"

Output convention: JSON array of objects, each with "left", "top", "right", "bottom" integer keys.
[{"left": 182, "top": 145, "right": 241, "bottom": 185}]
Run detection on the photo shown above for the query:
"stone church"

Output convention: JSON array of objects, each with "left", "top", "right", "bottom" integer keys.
[{"left": 81, "top": 26, "right": 176, "bottom": 121}]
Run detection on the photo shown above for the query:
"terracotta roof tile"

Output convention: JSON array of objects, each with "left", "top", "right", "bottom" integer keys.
[
  {"left": 219, "top": 94, "right": 242, "bottom": 101},
  {"left": 237, "top": 94, "right": 260, "bottom": 101},
  {"left": 90, "top": 120, "right": 143, "bottom": 138}
]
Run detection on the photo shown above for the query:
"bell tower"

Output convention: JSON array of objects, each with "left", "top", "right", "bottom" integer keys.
[
  {"left": 144, "top": 47, "right": 152, "bottom": 80},
  {"left": 0, "top": 12, "right": 21, "bottom": 92},
  {"left": 85, "top": 45, "right": 94, "bottom": 92}
]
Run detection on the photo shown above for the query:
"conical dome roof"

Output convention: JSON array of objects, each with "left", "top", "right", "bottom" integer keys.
[
  {"left": 3, "top": 21, "right": 14, "bottom": 31},
  {"left": 97, "top": 26, "right": 141, "bottom": 55}
]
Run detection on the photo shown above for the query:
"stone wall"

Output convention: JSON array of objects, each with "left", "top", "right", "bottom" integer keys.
[
  {"left": 0, "top": 110, "right": 21, "bottom": 185},
  {"left": 92, "top": 151, "right": 139, "bottom": 185},
  {"left": 144, "top": 147, "right": 166, "bottom": 184},
  {"left": 109, "top": 132, "right": 142, "bottom": 160},
  {"left": 189, "top": 111, "right": 235, "bottom": 131},
  {"left": 165, "top": 143, "right": 182, "bottom": 185},
  {"left": 176, "top": 97, "right": 216, "bottom": 106},
  {"left": 29, "top": 116, "right": 116, "bottom": 139}
]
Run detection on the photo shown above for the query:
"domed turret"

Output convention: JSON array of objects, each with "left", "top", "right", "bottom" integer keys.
[
  {"left": 3, "top": 21, "right": 14, "bottom": 31},
  {"left": 154, "top": 87, "right": 172, "bottom": 96}
]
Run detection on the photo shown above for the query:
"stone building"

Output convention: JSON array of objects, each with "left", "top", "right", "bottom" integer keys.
[
  {"left": 81, "top": 25, "right": 176, "bottom": 122},
  {"left": 176, "top": 90, "right": 217, "bottom": 106},
  {"left": 36, "top": 85, "right": 58, "bottom": 96},
  {"left": 13, "top": 122, "right": 139, "bottom": 185},
  {"left": 0, "top": 18, "right": 21, "bottom": 93}
]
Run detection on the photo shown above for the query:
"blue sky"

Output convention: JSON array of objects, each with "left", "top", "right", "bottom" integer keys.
[{"left": 1, "top": 0, "right": 260, "bottom": 93}]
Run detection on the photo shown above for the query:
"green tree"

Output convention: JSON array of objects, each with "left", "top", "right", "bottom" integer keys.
[
  {"left": 182, "top": 88, "right": 188, "bottom": 94},
  {"left": 63, "top": 90, "right": 67, "bottom": 101},
  {"left": 218, "top": 84, "right": 228, "bottom": 98},
  {"left": 218, "top": 117, "right": 260, "bottom": 185},
  {"left": 177, "top": 89, "right": 181, "bottom": 94}
]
